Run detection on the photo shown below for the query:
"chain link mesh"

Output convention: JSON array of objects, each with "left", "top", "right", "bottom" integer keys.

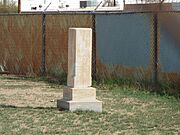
[
  {"left": 45, "top": 14, "right": 93, "bottom": 80},
  {"left": 96, "top": 13, "right": 152, "bottom": 82},
  {"left": 158, "top": 12, "right": 180, "bottom": 84},
  {"left": 0, "top": 14, "right": 42, "bottom": 76},
  {"left": 0, "top": 12, "right": 179, "bottom": 85}
]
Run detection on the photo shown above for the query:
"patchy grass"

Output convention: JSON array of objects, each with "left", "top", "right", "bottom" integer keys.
[
  {"left": 93, "top": 78, "right": 180, "bottom": 98},
  {"left": 0, "top": 75, "right": 179, "bottom": 134}
]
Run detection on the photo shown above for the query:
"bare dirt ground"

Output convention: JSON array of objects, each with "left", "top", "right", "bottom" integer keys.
[
  {"left": 0, "top": 75, "right": 179, "bottom": 134},
  {"left": 0, "top": 75, "right": 63, "bottom": 108}
]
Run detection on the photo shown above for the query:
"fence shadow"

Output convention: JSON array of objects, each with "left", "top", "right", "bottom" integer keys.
[{"left": 0, "top": 104, "right": 57, "bottom": 110}]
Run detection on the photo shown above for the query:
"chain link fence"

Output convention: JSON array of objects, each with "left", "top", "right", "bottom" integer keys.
[
  {"left": 45, "top": 14, "right": 93, "bottom": 80},
  {"left": 0, "top": 14, "right": 42, "bottom": 76},
  {"left": 0, "top": 11, "right": 179, "bottom": 86},
  {"left": 158, "top": 12, "right": 180, "bottom": 84},
  {"left": 96, "top": 13, "right": 152, "bottom": 82}
]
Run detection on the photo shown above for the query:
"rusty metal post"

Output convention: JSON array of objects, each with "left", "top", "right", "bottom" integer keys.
[
  {"left": 153, "top": 13, "right": 158, "bottom": 84},
  {"left": 42, "top": 13, "right": 46, "bottom": 76},
  {"left": 18, "top": 0, "right": 21, "bottom": 14},
  {"left": 123, "top": 0, "right": 125, "bottom": 9}
]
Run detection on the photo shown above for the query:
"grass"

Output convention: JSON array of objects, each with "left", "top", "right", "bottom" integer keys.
[
  {"left": 93, "top": 78, "right": 180, "bottom": 98},
  {"left": 0, "top": 75, "right": 179, "bottom": 134}
]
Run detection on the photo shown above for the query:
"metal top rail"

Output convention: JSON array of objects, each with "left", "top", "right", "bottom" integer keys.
[{"left": 0, "top": 10, "right": 180, "bottom": 16}]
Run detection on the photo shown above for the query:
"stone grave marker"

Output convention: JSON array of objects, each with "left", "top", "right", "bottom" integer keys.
[{"left": 57, "top": 28, "right": 102, "bottom": 112}]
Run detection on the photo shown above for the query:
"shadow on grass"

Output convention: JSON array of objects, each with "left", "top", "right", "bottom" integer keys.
[
  {"left": 0, "top": 104, "right": 57, "bottom": 110},
  {"left": 0, "top": 104, "right": 106, "bottom": 114}
]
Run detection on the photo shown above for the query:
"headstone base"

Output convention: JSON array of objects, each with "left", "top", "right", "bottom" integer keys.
[
  {"left": 63, "top": 87, "right": 96, "bottom": 101},
  {"left": 57, "top": 100, "right": 102, "bottom": 112}
]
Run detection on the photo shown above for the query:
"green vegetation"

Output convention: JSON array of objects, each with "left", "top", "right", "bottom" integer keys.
[
  {"left": 93, "top": 77, "right": 180, "bottom": 98},
  {"left": 0, "top": 75, "right": 179, "bottom": 134}
]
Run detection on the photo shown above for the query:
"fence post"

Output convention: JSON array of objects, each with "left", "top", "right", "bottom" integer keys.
[
  {"left": 92, "top": 14, "right": 96, "bottom": 80},
  {"left": 153, "top": 13, "right": 158, "bottom": 85},
  {"left": 42, "top": 13, "right": 46, "bottom": 76}
]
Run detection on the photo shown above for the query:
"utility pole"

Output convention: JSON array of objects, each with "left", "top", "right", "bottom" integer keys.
[
  {"left": 123, "top": 0, "right": 125, "bottom": 9},
  {"left": 113, "top": 0, "right": 116, "bottom": 6},
  {"left": 18, "top": 0, "right": 21, "bottom": 14}
]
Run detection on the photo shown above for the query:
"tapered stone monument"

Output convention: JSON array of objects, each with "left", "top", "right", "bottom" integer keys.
[{"left": 57, "top": 28, "right": 102, "bottom": 112}]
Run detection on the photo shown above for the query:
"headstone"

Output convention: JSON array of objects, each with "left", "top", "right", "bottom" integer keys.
[{"left": 57, "top": 28, "right": 102, "bottom": 112}]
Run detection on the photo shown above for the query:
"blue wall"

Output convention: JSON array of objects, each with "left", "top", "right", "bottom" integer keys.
[
  {"left": 96, "top": 14, "right": 151, "bottom": 68},
  {"left": 160, "top": 24, "right": 180, "bottom": 73}
]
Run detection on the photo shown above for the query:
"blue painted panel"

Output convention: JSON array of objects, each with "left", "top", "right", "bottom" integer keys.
[
  {"left": 96, "top": 14, "right": 151, "bottom": 68},
  {"left": 160, "top": 25, "right": 180, "bottom": 73}
]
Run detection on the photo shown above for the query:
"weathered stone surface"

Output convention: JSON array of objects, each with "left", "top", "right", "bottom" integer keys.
[
  {"left": 57, "top": 100, "right": 102, "bottom": 112},
  {"left": 63, "top": 87, "right": 96, "bottom": 101},
  {"left": 57, "top": 28, "right": 102, "bottom": 112},
  {"left": 67, "top": 28, "right": 92, "bottom": 88}
]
